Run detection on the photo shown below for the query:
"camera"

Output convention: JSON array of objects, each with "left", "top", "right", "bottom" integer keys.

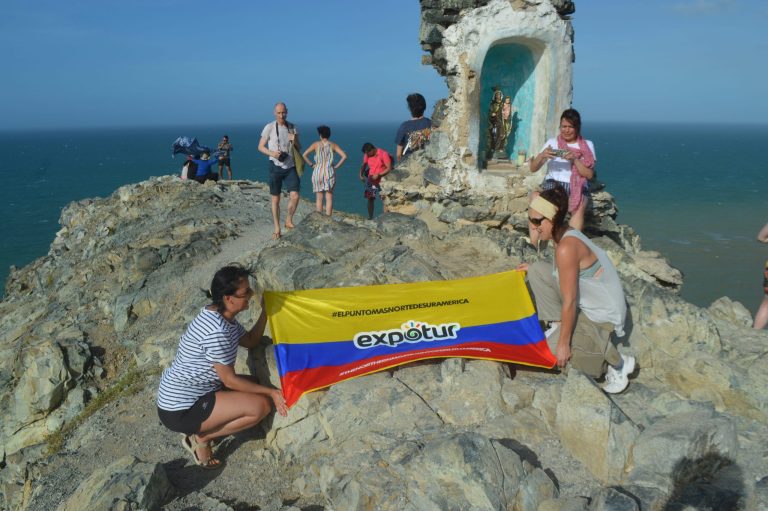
[
  {"left": 551, "top": 149, "right": 568, "bottom": 158},
  {"left": 277, "top": 151, "right": 289, "bottom": 162}
]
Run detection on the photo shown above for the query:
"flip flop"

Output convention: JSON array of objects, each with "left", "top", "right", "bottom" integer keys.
[{"left": 181, "top": 434, "right": 223, "bottom": 470}]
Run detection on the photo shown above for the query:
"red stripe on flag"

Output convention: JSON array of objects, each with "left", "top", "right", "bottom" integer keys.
[{"left": 279, "top": 340, "right": 555, "bottom": 407}]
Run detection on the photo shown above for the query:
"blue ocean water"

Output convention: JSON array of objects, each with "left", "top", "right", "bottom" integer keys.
[{"left": 1, "top": 122, "right": 766, "bottom": 313}]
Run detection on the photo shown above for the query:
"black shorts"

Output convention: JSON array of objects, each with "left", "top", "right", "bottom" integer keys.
[
  {"left": 157, "top": 391, "right": 216, "bottom": 435},
  {"left": 192, "top": 173, "right": 219, "bottom": 184},
  {"left": 218, "top": 158, "right": 231, "bottom": 166},
  {"left": 269, "top": 162, "right": 300, "bottom": 196}
]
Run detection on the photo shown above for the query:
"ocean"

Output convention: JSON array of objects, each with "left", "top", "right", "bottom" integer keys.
[{"left": 1, "top": 122, "right": 766, "bottom": 314}]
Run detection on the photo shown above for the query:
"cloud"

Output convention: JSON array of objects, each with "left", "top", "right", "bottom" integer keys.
[{"left": 670, "top": 0, "right": 739, "bottom": 15}]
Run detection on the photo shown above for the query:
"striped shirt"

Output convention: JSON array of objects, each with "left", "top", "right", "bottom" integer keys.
[{"left": 157, "top": 308, "right": 246, "bottom": 411}]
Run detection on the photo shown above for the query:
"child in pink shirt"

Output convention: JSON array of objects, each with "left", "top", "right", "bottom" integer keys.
[{"left": 359, "top": 142, "right": 392, "bottom": 219}]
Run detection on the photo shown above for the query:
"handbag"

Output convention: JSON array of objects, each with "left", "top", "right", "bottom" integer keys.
[
  {"left": 275, "top": 122, "right": 304, "bottom": 177},
  {"left": 291, "top": 140, "right": 304, "bottom": 178}
]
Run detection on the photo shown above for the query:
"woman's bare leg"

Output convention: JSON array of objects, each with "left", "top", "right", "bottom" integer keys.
[
  {"left": 325, "top": 190, "right": 334, "bottom": 216},
  {"left": 315, "top": 192, "right": 323, "bottom": 213},
  {"left": 754, "top": 295, "right": 768, "bottom": 329},
  {"left": 193, "top": 391, "right": 272, "bottom": 462}
]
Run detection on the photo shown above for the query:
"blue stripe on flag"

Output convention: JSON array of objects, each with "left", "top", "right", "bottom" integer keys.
[{"left": 274, "top": 315, "right": 542, "bottom": 376}]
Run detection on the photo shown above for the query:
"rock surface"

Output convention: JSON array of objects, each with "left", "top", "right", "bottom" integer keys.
[
  {"left": 57, "top": 456, "right": 172, "bottom": 511},
  {"left": 0, "top": 170, "right": 764, "bottom": 510}
]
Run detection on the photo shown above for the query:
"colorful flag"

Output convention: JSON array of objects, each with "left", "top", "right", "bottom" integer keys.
[{"left": 265, "top": 270, "right": 555, "bottom": 407}]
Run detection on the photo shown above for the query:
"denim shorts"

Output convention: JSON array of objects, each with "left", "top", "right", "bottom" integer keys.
[
  {"left": 157, "top": 391, "right": 216, "bottom": 435},
  {"left": 269, "top": 162, "right": 300, "bottom": 195}
]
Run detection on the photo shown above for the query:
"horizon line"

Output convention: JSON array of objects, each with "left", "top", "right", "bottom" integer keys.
[{"left": 2, "top": 118, "right": 768, "bottom": 133}]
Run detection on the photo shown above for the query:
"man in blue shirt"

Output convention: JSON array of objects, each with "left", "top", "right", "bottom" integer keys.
[
  {"left": 191, "top": 153, "right": 220, "bottom": 184},
  {"left": 394, "top": 93, "right": 432, "bottom": 162}
]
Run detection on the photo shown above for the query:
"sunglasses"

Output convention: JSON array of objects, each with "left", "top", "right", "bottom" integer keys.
[
  {"left": 528, "top": 215, "right": 547, "bottom": 226},
  {"left": 231, "top": 287, "right": 254, "bottom": 299}
]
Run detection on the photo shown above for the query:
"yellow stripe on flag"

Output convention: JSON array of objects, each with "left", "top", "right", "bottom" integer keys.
[{"left": 265, "top": 270, "right": 532, "bottom": 345}]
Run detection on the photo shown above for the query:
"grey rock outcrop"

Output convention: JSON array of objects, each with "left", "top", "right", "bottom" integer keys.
[
  {"left": 57, "top": 456, "right": 172, "bottom": 511},
  {"left": 555, "top": 371, "right": 640, "bottom": 484},
  {"left": 0, "top": 174, "right": 765, "bottom": 510}
]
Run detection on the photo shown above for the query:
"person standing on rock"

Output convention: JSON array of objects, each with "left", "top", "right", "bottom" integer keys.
[
  {"left": 517, "top": 185, "right": 635, "bottom": 394},
  {"left": 394, "top": 93, "right": 432, "bottom": 162},
  {"left": 753, "top": 221, "right": 768, "bottom": 329},
  {"left": 258, "top": 102, "right": 301, "bottom": 240},
  {"left": 302, "top": 125, "right": 347, "bottom": 216},
  {"left": 157, "top": 265, "right": 288, "bottom": 469},
  {"left": 217, "top": 135, "right": 234, "bottom": 180},
  {"left": 359, "top": 142, "right": 392, "bottom": 220}
]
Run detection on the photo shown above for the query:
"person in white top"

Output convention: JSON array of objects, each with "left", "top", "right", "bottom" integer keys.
[
  {"left": 529, "top": 109, "right": 596, "bottom": 245},
  {"left": 157, "top": 265, "right": 288, "bottom": 469},
  {"left": 258, "top": 102, "right": 301, "bottom": 240},
  {"left": 517, "top": 186, "right": 636, "bottom": 394}
]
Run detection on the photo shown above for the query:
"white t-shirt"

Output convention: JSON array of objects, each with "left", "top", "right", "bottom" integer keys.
[
  {"left": 540, "top": 137, "right": 596, "bottom": 184},
  {"left": 261, "top": 121, "right": 299, "bottom": 169},
  {"left": 157, "top": 308, "right": 246, "bottom": 411}
]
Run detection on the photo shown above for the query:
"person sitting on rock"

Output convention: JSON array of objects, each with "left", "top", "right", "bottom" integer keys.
[
  {"left": 156, "top": 265, "right": 288, "bottom": 469},
  {"left": 190, "top": 152, "right": 220, "bottom": 184},
  {"left": 517, "top": 185, "right": 635, "bottom": 393}
]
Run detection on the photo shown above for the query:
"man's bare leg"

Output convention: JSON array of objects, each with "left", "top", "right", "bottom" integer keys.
[
  {"left": 285, "top": 191, "right": 299, "bottom": 229},
  {"left": 270, "top": 195, "right": 281, "bottom": 239}
]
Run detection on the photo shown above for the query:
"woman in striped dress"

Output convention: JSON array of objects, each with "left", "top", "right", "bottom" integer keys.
[
  {"left": 302, "top": 125, "right": 347, "bottom": 216},
  {"left": 157, "top": 265, "right": 288, "bottom": 469}
]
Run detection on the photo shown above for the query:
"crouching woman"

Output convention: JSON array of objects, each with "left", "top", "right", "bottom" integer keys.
[
  {"left": 518, "top": 186, "right": 635, "bottom": 393},
  {"left": 156, "top": 265, "right": 287, "bottom": 469}
]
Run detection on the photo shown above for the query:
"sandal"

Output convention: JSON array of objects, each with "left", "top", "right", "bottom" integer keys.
[
  {"left": 271, "top": 231, "right": 281, "bottom": 240},
  {"left": 181, "top": 434, "right": 223, "bottom": 470}
]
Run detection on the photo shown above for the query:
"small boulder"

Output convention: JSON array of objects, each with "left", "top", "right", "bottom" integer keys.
[
  {"left": 555, "top": 371, "right": 640, "bottom": 484},
  {"left": 57, "top": 456, "right": 173, "bottom": 511}
]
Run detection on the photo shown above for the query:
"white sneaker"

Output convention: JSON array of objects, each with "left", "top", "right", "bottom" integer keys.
[
  {"left": 544, "top": 323, "right": 559, "bottom": 339},
  {"left": 543, "top": 323, "right": 560, "bottom": 354},
  {"left": 602, "top": 354, "right": 636, "bottom": 394}
]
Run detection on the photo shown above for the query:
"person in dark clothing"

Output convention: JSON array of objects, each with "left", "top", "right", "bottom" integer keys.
[
  {"left": 394, "top": 93, "right": 432, "bottom": 162},
  {"left": 217, "top": 135, "right": 234, "bottom": 180}
]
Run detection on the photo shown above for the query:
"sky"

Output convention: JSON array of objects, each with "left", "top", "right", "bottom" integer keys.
[{"left": 1, "top": 0, "right": 766, "bottom": 130}]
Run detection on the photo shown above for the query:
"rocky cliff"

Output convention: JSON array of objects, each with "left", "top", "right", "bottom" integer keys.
[{"left": 0, "top": 162, "right": 766, "bottom": 510}]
